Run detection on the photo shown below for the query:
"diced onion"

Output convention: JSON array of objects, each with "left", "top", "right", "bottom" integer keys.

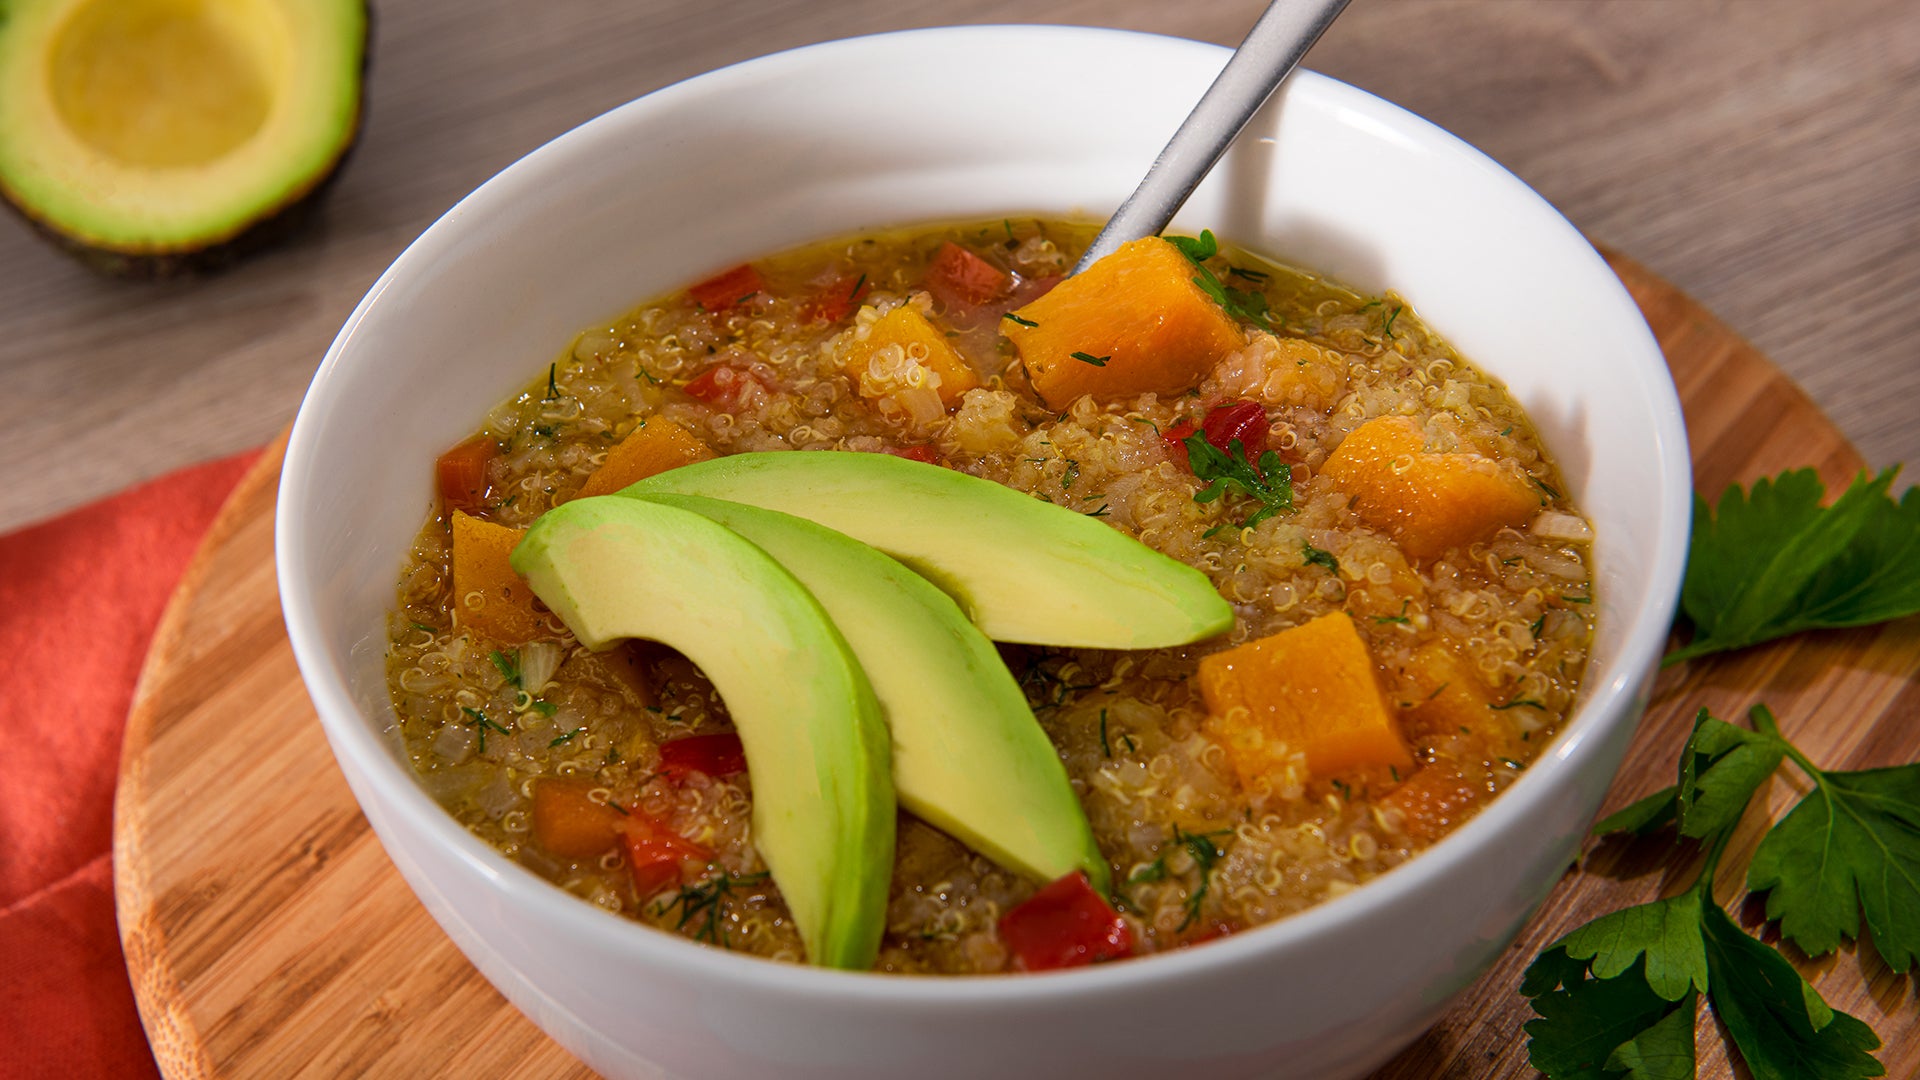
[
  {"left": 1531, "top": 511, "right": 1594, "bottom": 542},
  {"left": 519, "top": 640, "right": 563, "bottom": 694}
]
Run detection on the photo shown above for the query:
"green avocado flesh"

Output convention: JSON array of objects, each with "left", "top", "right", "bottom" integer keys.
[
  {"left": 634, "top": 492, "right": 1111, "bottom": 894},
  {"left": 623, "top": 451, "right": 1234, "bottom": 649},
  {"left": 0, "top": 0, "right": 367, "bottom": 274},
  {"left": 509, "top": 496, "right": 894, "bottom": 970}
]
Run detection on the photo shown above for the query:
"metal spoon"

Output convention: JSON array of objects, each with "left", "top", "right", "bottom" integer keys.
[{"left": 1073, "top": 0, "right": 1351, "bottom": 273}]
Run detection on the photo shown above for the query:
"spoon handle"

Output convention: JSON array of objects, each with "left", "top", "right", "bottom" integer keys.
[{"left": 1073, "top": 0, "right": 1351, "bottom": 273}]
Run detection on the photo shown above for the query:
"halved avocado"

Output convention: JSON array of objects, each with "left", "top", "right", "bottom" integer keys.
[{"left": 0, "top": 0, "right": 368, "bottom": 276}]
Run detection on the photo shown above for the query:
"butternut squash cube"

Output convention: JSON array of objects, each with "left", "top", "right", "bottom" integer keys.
[
  {"left": 575, "top": 417, "right": 715, "bottom": 498},
  {"left": 1396, "top": 642, "right": 1517, "bottom": 757},
  {"left": 1320, "top": 416, "right": 1539, "bottom": 559},
  {"left": 842, "top": 304, "right": 979, "bottom": 408},
  {"left": 450, "top": 511, "right": 546, "bottom": 643},
  {"left": 1379, "top": 763, "right": 1485, "bottom": 843},
  {"left": 1199, "top": 611, "right": 1413, "bottom": 786},
  {"left": 1005, "top": 237, "right": 1245, "bottom": 408},
  {"left": 531, "top": 777, "right": 627, "bottom": 859}
]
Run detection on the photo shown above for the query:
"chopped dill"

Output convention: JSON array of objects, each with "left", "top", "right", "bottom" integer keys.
[
  {"left": 1003, "top": 312, "right": 1039, "bottom": 328},
  {"left": 548, "top": 727, "right": 584, "bottom": 747},
  {"left": 1070, "top": 351, "right": 1110, "bottom": 367},
  {"left": 1099, "top": 708, "right": 1112, "bottom": 758},
  {"left": 544, "top": 363, "right": 558, "bottom": 401},
  {"left": 489, "top": 649, "right": 522, "bottom": 687},
  {"left": 1086, "top": 504, "right": 1111, "bottom": 518},
  {"left": 460, "top": 707, "right": 511, "bottom": 752},
  {"left": 1492, "top": 697, "right": 1545, "bottom": 711},
  {"left": 1062, "top": 460, "right": 1080, "bottom": 489},
  {"left": 1533, "top": 477, "right": 1562, "bottom": 500},
  {"left": 657, "top": 870, "right": 770, "bottom": 946}
]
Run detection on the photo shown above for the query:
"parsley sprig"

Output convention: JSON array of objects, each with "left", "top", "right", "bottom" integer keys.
[
  {"left": 1668, "top": 468, "right": 1920, "bottom": 665},
  {"left": 1167, "top": 230, "right": 1275, "bottom": 331},
  {"left": 1183, "top": 432, "right": 1292, "bottom": 529},
  {"left": 1524, "top": 706, "right": 1896, "bottom": 1079}
]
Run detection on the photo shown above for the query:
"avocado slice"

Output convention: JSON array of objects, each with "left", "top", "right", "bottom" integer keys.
[
  {"left": 622, "top": 451, "right": 1234, "bottom": 649},
  {"left": 635, "top": 492, "right": 1111, "bottom": 894},
  {"left": 0, "top": 0, "right": 367, "bottom": 275},
  {"left": 509, "top": 496, "right": 894, "bottom": 969}
]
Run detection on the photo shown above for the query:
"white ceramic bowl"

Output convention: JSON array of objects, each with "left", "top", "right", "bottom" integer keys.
[{"left": 278, "top": 25, "right": 1689, "bottom": 1080}]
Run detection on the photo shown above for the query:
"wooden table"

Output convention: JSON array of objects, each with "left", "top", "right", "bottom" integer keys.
[{"left": 0, "top": 0, "right": 1915, "bottom": 532}]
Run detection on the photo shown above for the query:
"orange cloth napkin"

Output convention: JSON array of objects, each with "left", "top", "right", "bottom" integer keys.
[{"left": 0, "top": 449, "right": 260, "bottom": 1080}]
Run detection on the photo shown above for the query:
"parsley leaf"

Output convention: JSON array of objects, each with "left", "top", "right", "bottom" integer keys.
[
  {"left": 1524, "top": 956, "right": 1695, "bottom": 1080},
  {"left": 1676, "top": 708, "right": 1786, "bottom": 840},
  {"left": 1699, "top": 902, "right": 1884, "bottom": 1080},
  {"left": 1302, "top": 542, "right": 1340, "bottom": 574},
  {"left": 1527, "top": 705, "right": 1891, "bottom": 1079},
  {"left": 1669, "top": 468, "right": 1920, "bottom": 664},
  {"left": 1183, "top": 432, "right": 1292, "bottom": 528},
  {"left": 1746, "top": 706, "right": 1920, "bottom": 971},
  {"left": 1167, "top": 230, "right": 1276, "bottom": 331},
  {"left": 1555, "top": 888, "right": 1708, "bottom": 1001}
]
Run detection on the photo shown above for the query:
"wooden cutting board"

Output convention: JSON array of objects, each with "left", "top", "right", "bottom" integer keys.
[{"left": 113, "top": 251, "right": 1919, "bottom": 1079}]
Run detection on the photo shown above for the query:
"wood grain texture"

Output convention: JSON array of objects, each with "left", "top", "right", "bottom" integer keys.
[
  {"left": 3, "top": 0, "right": 1917, "bottom": 534},
  {"left": 113, "top": 254, "right": 1918, "bottom": 1079}
]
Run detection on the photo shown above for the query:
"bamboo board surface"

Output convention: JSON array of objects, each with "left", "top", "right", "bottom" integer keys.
[{"left": 113, "top": 252, "right": 1919, "bottom": 1078}]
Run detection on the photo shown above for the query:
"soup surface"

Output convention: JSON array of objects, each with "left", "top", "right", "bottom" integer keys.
[{"left": 385, "top": 220, "right": 1595, "bottom": 973}]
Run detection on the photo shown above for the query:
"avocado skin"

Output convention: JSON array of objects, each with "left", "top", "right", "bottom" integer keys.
[
  {"left": 510, "top": 495, "right": 894, "bottom": 969},
  {"left": 623, "top": 450, "right": 1235, "bottom": 649},
  {"left": 636, "top": 492, "right": 1111, "bottom": 894},
  {"left": 0, "top": 1, "right": 372, "bottom": 278}
]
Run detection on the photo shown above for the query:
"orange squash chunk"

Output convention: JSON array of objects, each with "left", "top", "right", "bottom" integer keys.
[
  {"left": 531, "top": 777, "right": 627, "bottom": 859},
  {"left": 1379, "top": 763, "right": 1486, "bottom": 843},
  {"left": 1005, "top": 237, "right": 1245, "bottom": 408},
  {"left": 449, "top": 511, "right": 545, "bottom": 643},
  {"left": 1396, "top": 643, "right": 1517, "bottom": 758},
  {"left": 1320, "top": 416, "right": 1539, "bottom": 559},
  {"left": 842, "top": 304, "right": 979, "bottom": 407},
  {"left": 575, "top": 417, "right": 716, "bottom": 498},
  {"left": 1199, "top": 611, "right": 1413, "bottom": 786}
]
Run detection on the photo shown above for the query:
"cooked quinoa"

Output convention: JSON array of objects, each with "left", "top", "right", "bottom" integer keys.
[{"left": 385, "top": 219, "right": 1595, "bottom": 973}]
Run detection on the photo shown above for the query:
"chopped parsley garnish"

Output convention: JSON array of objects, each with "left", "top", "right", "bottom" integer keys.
[
  {"left": 489, "top": 649, "right": 521, "bottom": 687},
  {"left": 1069, "top": 351, "right": 1110, "bottom": 367},
  {"left": 1128, "top": 857, "right": 1168, "bottom": 885},
  {"left": 1183, "top": 431, "right": 1292, "bottom": 529},
  {"left": 1167, "top": 231, "right": 1275, "bottom": 331},
  {"left": 1002, "top": 312, "right": 1039, "bottom": 328},
  {"left": 1374, "top": 600, "right": 1411, "bottom": 626},
  {"left": 1530, "top": 613, "right": 1547, "bottom": 639},
  {"left": 1491, "top": 697, "right": 1544, "bottom": 711},
  {"left": 1302, "top": 542, "right": 1340, "bottom": 574},
  {"left": 1062, "top": 460, "right": 1080, "bottom": 489},
  {"left": 527, "top": 699, "right": 558, "bottom": 717},
  {"left": 1533, "top": 477, "right": 1562, "bottom": 500},
  {"left": 1667, "top": 467, "right": 1920, "bottom": 665},
  {"left": 1523, "top": 705, "right": 1898, "bottom": 1078},
  {"left": 409, "top": 621, "right": 436, "bottom": 633},
  {"left": 544, "top": 363, "right": 559, "bottom": 401},
  {"left": 1098, "top": 708, "right": 1113, "bottom": 758},
  {"left": 1127, "top": 415, "right": 1161, "bottom": 435},
  {"left": 1381, "top": 304, "right": 1402, "bottom": 340},
  {"left": 548, "top": 726, "right": 584, "bottom": 747},
  {"left": 1086, "top": 503, "right": 1110, "bottom": 518}
]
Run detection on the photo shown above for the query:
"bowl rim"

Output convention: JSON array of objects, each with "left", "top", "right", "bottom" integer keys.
[{"left": 278, "top": 22, "right": 1691, "bottom": 1007}]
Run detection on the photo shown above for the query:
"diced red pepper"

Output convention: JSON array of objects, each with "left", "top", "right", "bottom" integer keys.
[
  {"left": 1162, "top": 402, "right": 1270, "bottom": 472},
  {"left": 882, "top": 444, "right": 941, "bottom": 465},
  {"left": 924, "top": 241, "right": 1010, "bottom": 311},
  {"left": 682, "top": 364, "right": 767, "bottom": 408},
  {"left": 658, "top": 733, "right": 747, "bottom": 779},
  {"left": 688, "top": 264, "right": 766, "bottom": 312},
  {"left": 1202, "top": 401, "right": 1269, "bottom": 458},
  {"left": 620, "top": 812, "right": 714, "bottom": 897},
  {"left": 803, "top": 274, "right": 872, "bottom": 323},
  {"left": 435, "top": 434, "right": 497, "bottom": 512},
  {"left": 998, "top": 870, "right": 1133, "bottom": 971}
]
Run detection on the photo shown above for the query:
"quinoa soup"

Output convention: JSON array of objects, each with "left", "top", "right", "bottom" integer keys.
[{"left": 385, "top": 220, "right": 1595, "bottom": 974}]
